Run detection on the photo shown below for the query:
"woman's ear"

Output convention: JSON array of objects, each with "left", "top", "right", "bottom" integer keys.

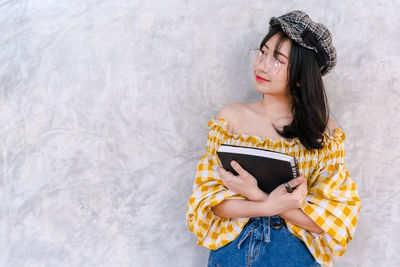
[{"left": 296, "top": 82, "right": 301, "bottom": 87}]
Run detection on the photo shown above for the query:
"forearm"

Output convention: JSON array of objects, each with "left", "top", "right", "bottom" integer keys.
[
  {"left": 279, "top": 208, "right": 324, "bottom": 234},
  {"left": 250, "top": 190, "right": 323, "bottom": 234},
  {"left": 211, "top": 199, "right": 270, "bottom": 218},
  {"left": 218, "top": 191, "right": 323, "bottom": 234},
  {"left": 212, "top": 189, "right": 323, "bottom": 234}
]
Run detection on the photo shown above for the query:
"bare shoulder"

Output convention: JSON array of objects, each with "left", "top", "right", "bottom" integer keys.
[
  {"left": 325, "top": 118, "right": 338, "bottom": 136},
  {"left": 216, "top": 102, "right": 245, "bottom": 119},
  {"left": 216, "top": 102, "right": 245, "bottom": 132}
]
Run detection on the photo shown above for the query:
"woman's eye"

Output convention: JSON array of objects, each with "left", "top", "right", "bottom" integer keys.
[{"left": 261, "top": 50, "right": 283, "bottom": 63}]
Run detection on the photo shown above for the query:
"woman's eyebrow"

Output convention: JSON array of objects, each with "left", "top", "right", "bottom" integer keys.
[{"left": 263, "top": 44, "right": 288, "bottom": 59}]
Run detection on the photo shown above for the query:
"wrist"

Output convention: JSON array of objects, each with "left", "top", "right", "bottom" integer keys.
[
  {"left": 247, "top": 189, "right": 269, "bottom": 202},
  {"left": 278, "top": 208, "right": 297, "bottom": 219},
  {"left": 261, "top": 197, "right": 277, "bottom": 217}
]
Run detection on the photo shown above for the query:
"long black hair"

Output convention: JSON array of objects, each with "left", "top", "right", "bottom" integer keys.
[{"left": 260, "top": 24, "right": 331, "bottom": 150}]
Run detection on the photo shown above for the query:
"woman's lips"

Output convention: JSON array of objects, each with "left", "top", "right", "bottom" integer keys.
[{"left": 255, "top": 75, "right": 270, "bottom": 83}]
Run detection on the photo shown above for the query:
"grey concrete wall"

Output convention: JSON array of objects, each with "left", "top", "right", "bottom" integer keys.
[{"left": 1, "top": 1, "right": 399, "bottom": 266}]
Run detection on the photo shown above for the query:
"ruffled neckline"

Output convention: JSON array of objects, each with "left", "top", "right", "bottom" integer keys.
[{"left": 207, "top": 118, "right": 345, "bottom": 148}]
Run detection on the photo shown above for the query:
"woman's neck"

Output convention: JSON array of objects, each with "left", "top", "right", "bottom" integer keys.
[{"left": 257, "top": 94, "right": 293, "bottom": 119}]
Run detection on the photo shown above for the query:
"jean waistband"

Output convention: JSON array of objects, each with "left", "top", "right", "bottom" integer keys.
[{"left": 237, "top": 215, "right": 285, "bottom": 249}]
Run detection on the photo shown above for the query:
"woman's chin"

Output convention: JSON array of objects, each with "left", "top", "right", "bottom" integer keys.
[{"left": 254, "top": 84, "right": 270, "bottom": 94}]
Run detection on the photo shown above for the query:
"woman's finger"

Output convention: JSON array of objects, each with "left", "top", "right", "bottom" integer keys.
[
  {"left": 217, "top": 167, "right": 234, "bottom": 181},
  {"left": 296, "top": 179, "right": 308, "bottom": 197},
  {"left": 230, "top": 160, "right": 250, "bottom": 178},
  {"left": 287, "top": 175, "right": 304, "bottom": 189}
]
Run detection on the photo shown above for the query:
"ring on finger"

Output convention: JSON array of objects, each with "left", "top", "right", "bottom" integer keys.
[{"left": 284, "top": 182, "right": 293, "bottom": 193}]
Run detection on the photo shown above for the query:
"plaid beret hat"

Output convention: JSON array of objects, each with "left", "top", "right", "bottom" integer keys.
[{"left": 269, "top": 10, "right": 337, "bottom": 76}]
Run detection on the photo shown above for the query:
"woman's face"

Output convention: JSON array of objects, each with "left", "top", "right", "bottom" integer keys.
[{"left": 253, "top": 33, "right": 292, "bottom": 98}]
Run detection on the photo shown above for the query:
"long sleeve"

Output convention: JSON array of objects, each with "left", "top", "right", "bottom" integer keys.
[
  {"left": 284, "top": 128, "right": 362, "bottom": 266},
  {"left": 185, "top": 119, "right": 250, "bottom": 250}
]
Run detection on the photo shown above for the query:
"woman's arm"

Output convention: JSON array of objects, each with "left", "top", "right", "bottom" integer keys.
[
  {"left": 212, "top": 195, "right": 323, "bottom": 234},
  {"left": 211, "top": 199, "right": 272, "bottom": 218},
  {"left": 279, "top": 208, "right": 324, "bottom": 234}
]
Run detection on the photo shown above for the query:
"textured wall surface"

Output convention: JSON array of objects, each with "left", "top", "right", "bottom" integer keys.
[{"left": 1, "top": 1, "right": 399, "bottom": 266}]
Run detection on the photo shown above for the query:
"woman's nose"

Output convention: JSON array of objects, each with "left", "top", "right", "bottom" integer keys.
[
  {"left": 255, "top": 56, "right": 266, "bottom": 70},
  {"left": 256, "top": 55, "right": 270, "bottom": 74}
]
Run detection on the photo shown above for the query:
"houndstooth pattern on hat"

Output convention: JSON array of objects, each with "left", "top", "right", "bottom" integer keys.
[{"left": 269, "top": 10, "right": 337, "bottom": 76}]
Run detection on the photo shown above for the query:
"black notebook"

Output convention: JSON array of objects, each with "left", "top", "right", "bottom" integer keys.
[{"left": 217, "top": 144, "right": 299, "bottom": 194}]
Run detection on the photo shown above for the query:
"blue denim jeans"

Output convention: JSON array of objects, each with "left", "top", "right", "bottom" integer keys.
[{"left": 208, "top": 215, "right": 321, "bottom": 267}]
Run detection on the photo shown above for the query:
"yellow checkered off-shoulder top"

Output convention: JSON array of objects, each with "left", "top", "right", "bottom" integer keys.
[{"left": 185, "top": 118, "right": 361, "bottom": 267}]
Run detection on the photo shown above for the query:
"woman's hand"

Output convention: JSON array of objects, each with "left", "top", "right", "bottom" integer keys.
[
  {"left": 217, "top": 160, "right": 268, "bottom": 201},
  {"left": 263, "top": 173, "right": 308, "bottom": 216}
]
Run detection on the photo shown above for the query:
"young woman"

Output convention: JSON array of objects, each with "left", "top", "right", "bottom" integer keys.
[{"left": 186, "top": 10, "right": 361, "bottom": 267}]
